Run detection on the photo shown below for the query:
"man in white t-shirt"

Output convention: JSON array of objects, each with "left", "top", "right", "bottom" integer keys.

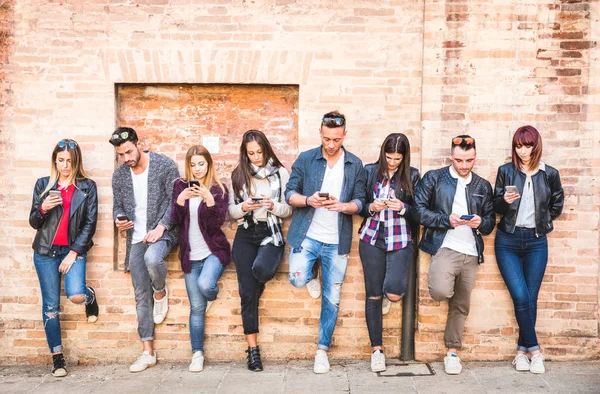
[
  {"left": 285, "top": 111, "right": 366, "bottom": 374},
  {"left": 414, "top": 135, "right": 495, "bottom": 375},
  {"left": 110, "top": 127, "right": 180, "bottom": 373}
]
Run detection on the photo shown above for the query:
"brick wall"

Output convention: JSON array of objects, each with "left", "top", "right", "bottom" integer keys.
[{"left": 0, "top": 0, "right": 598, "bottom": 365}]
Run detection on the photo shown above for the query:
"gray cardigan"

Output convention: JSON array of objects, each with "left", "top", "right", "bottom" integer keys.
[{"left": 112, "top": 151, "right": 180, "bottom": 270}]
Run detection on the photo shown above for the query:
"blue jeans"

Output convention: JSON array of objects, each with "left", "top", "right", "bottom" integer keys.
[
  {"left": 184, "top": 255, "right": 225, "bottom": 353},
  {"left": 289, "top": 237, "right": 349, "bottom": 351},
  {"left": 495, "top": 227, "right": 548, "bottom": 353},
  {"left": 33, "top": 246, "right": 93, "bottom": 353}
]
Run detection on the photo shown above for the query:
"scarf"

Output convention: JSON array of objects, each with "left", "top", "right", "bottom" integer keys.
[{"left": 235, "top": 159, "right": 284, "bottom": 246}]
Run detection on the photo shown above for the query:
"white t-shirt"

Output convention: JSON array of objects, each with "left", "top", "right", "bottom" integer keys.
[
  {"left": 131, "top": 163, "right": 149, "bottom": 244},
  {"left": 516, "top": 174, "right": 536, "bottom": 228},
  {"left": 188, "top": 197, "right": 212, "bottom": 261},
  {"left": 306, "top": 151, "right": 345, "bottom": 244},
  {"left": 441, "top": 166, "right": 478, "bottom": 256}
]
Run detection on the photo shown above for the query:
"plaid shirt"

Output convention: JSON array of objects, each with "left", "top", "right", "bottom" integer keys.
[{"left": 359, "top": 177, "right": 411, "bottom": 251}]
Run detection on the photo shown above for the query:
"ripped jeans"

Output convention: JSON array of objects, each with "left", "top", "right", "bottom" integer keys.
[
  {"left": 33, "top": 246, "right": 94, "bottom": 353},
  {"left": 289, "top": 237, "right": 349, "bottom": 351}
]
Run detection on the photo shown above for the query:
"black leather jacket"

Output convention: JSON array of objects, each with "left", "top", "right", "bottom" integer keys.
[
  {"left": 414, "top": 167, "right": 495, "bottom": 264},
  {"left": 493, "top": 162, "right": 564, "bottom": 236},
  {"left": 29, "top": 177, "right": 98, "bottom": 257},
  {"left": 359, "top": 164, "right": 421, "bottom": 226}
]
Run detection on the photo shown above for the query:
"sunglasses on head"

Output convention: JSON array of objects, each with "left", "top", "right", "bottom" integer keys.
[
  {"left": 322, "top": 116, "right": 345, "bottom": 126},
  {"left": 57, "top": 140, "right": 77, "bottom": 149},
  {"left": 111, "top": 131, "right": 131, "bottom": 141},
  {"left": 452, "top": 137, "right": 474, "bottom": 145}
]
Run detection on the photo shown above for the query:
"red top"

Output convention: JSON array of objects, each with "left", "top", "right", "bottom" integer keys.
[{"left": 52, "top": 184, "right": 75, "bottom": 246}]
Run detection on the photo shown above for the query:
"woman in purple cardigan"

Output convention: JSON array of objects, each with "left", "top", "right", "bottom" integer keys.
[{"left": 171, "top": 145, "right": 230, "bottom": 373}]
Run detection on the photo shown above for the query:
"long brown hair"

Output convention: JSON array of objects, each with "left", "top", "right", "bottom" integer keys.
[
  {"left": 184, "top": 145, "right": 225, "bottom": 197},
  {"left": 512, "top": 125, "right": 543, "bottom": 171},
  {"left": 231, "top": 130, "right": 283, "bottom": 199},
  {"left": 375, "top": 133, "right": 413, "bottom": 196},
  {"left": 41, "top": 139, "right": 89, "bottom": 196}
]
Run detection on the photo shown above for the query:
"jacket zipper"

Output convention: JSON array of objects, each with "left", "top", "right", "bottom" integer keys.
[
  {"left": 530, "top": 174, "right": 539, "bottom": 238},
  {"left": 465, "top": 183, "right": 482, "bottom": 263}
]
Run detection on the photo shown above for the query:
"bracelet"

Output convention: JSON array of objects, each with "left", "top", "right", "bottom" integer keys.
[{"left": 305, "top": 195, "right": 309, "bottom": 207}]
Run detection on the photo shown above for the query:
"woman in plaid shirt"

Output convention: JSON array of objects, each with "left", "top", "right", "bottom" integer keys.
[{"left": 358, "top": 133, "right": 421, "bottom": 373}]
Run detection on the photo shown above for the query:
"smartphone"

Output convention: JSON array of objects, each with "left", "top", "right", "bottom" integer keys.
[
  {"left": 117, "top": 215, "right": 130, "bottom": 222},
  {"left": 505, "top": 185, "right": 519, "bottom": 194},
  {"left": 49, "top": 190, "right": 62, "bottom": 199},
  {"left": 251, "top": 197, "right": 264, "bottom": 202},
  {"left": 188, "top": 180, "right": 200, "bottom": 188},
  {"left": 318, "top": 192, "right": 329, "bottom": 199},
  {"left": 460, "top": 214, "right": 474, "bottom": 220}
]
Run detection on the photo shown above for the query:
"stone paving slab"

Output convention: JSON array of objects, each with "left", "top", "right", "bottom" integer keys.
[{"left": 1, "top": 361, "right": 600, "bottom": 393}]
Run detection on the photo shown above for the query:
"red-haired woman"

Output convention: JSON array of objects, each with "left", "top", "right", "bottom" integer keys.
[{"left": 493, "top": 126, "right": 564, "bottom": 374}]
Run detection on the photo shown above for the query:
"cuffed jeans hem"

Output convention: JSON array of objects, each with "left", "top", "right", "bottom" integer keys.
[
  {"left": 51, "top": 345, "right": 64, "bottom": 353},
  {"left": 140, "top": 336, "right": 154, "bottom": 342},
  {"left": 153, "top": 286, "right": 166, "bottom": 293},
  {"left": 192, "top": 347, "right": 204, "bottom": 353},
  {"left": 445, "top": 342, "right": 462, "bottom": 349},
  {"left": 317, "top": 344, "right": 330, "bottom": 351},
  {"left": 518, "top": 345, "right": 540, "bottom": 352},
  {"left": 243, "top": 329, "right": 259, "bottom": 336}
]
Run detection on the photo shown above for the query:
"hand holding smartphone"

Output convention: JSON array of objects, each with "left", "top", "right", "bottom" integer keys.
[
  {"left": 460, "top": 214, "right": 474, "bottom": 221},
  {"left": 117, "top": 215, "right": 130, "bottom": 222},
  {"left": 188, "top": 180, "right": 201, "bottom": 188},
  {"left": 318, "top": 192, "right": 330, "bottom": 199},
  {"left": 505, "top": 185, "right": 519, "bottom": 194}
]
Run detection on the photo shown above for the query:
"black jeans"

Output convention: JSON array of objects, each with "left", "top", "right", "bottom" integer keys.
[
  {"left": 232, "top": 222, "right": 284, "bottom": 335},
  {"left": 359, "top": 223, "right": 413, "bottom": 347}
]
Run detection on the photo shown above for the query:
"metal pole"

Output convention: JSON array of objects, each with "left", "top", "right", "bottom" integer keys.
[{"left": 400, "top": 233, "right": 418, "bottom": 361}]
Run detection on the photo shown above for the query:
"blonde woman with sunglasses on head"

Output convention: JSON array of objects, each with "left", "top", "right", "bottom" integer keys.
[{"left": 29, "top": 139, "right": 99, "bottom": 377}]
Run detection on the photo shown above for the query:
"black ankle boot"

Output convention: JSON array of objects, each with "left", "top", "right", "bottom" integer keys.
[
  {"left": 52, "top": 353, "right": 67, "bottom": 377},
  {"left": 246, "top": 346, "right": 263, "bottom": 372}
]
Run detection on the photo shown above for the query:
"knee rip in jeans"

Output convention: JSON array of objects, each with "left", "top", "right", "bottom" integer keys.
[
  {"left": 326, "top": 282, "right": 343, "bottom": 307},
  {"left": 386, "top": 293, "right": 402, "bottom": 302},
  {"left": 44, "top": 307, "right": 60, "bottom": 327},
  {"left": 68, "top": 294, "right": 86, "bottom": 304}
]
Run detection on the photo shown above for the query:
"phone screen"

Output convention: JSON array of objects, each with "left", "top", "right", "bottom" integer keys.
[
  {"left": 505, "top": 186, "right": 518, "bottom": 194},
  {"left": 460, "top": 214, "right": 474, "bottom": 220},
  {"left": 188, "top": 180, "right": 200, "bottom": 188},
  {"left": 49, "top": 191, "right": 62, "bottom": 198},
  {"left": 318, "top": 192, "right": 329, "bottom": 198}
]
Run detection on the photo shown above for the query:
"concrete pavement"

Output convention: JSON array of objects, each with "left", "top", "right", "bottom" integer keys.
[{"left": 1, "top": 359, "right": 600, "bottom": 393}]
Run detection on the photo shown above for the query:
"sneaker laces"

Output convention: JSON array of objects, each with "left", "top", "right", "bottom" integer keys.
[{"left": 154, "top": 295, "right": 167, "bottom": 315}]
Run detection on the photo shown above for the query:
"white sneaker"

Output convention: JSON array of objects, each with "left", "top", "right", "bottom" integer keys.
[
  {"left": 382, "top": 297, "right": 392, "bottom": 315},
  {"left": 129, "top": 351, "right": 157, "bottom": 373},
  {"left": 371, "top": 350, "right": 386, "bottom": 372},
  {"left": 306, "top": 277, "right": 321, "bottom": 299},
  {"left": 189, "top": 351, "right": 204, "bottom": 372},
  {"left": 530, "top": 354, "right": 545, "bottom": 374},
  {"left": 444, "top": 352, "right": 462, "bottom": 375},
  {"left": 313, "top": 349, "right": 330, "bottom": 374},
  {"left": 153, "top": 285, "right": 169, "bottom": 324},
  {"left": 512, "top": 354, "right": 530, "bottom": 372},
  {"left": 205, "top": 300, "right": 214, "bottom": 313}
]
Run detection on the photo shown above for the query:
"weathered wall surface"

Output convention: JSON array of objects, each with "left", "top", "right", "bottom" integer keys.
[{"left": 0, "top": 0, "right": 598, "bottom": 365}]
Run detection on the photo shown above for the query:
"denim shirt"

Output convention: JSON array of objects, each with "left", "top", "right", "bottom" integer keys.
[{"left": 285, "top": 146, "right": 366, "bottom": 254}]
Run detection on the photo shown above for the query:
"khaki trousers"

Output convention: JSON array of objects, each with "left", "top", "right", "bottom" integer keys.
[{"left": 428, "top": 247, "right": 479, "bottom": 349}]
